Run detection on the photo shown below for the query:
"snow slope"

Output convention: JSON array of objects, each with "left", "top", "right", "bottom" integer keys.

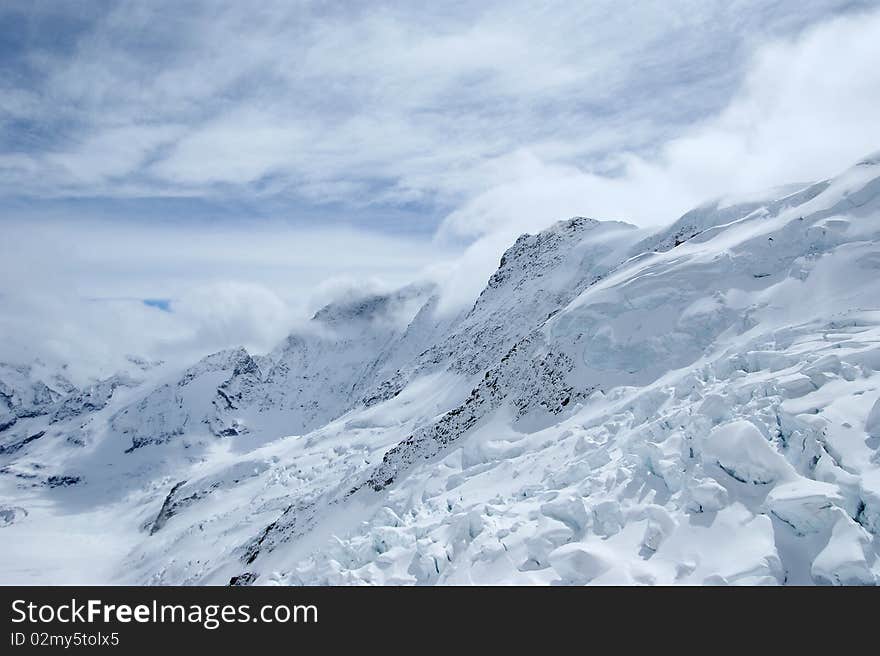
[{"left": 2, "top": 155, "right": 880, "bottom": 585}]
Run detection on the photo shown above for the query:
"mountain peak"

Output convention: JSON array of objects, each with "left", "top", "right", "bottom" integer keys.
[{"left": 4, "top": 160, "right": 880, "bottom": 586}]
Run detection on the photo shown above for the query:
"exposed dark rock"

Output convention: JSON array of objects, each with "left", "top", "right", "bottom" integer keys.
[
  {"left": 228, "top": 572, "right": 258, "bottom": 586},
  {"left": 46, "top": 475, "right": 81, "bottom": 487}
]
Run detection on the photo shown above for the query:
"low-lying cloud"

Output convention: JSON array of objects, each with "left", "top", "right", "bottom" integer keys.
[{"left": 0, "top": 219, "right": 446, "bottom": 379}]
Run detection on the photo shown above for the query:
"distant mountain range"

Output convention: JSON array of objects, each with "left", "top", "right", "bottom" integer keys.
[{"left": 3, "top": 153, "right": 880, "bottom": 585}]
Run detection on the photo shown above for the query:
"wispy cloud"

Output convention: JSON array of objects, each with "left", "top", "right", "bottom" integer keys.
[{"left": 2, "top": 1, "right": 873, "bottom": 213}]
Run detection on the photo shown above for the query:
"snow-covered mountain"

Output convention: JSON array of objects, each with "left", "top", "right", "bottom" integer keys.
[{"left": 3, "top": 154, "right": 880, "bottom": 585}]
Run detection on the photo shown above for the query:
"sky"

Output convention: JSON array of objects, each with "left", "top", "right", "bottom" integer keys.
[{"left": 2, "top": 0, "right": 880, "bottom": 377}]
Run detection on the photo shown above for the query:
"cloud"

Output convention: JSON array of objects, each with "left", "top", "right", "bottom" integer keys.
[
  {"left": 3, "top": 2, "right": 880, "bottom": 374},
  {"left": 2, "top": 0, "right": 871, "bottom": 206},
  {"left": 430, "top": 8, "right": 880, "bottom": 304},
  {"left": 653, "top": 7, "right": 880, "bottom": 199},
  {"left": 0, "top": 216, "right": 447, "bottom": 378},
  {"left": 445, "top": 7, "right": 880, "bottom": 233},
  {"left": 169, "top": 281, "right": 292, "bottom": 351},
  {"left": 46, "top": 125, "right": 183, "bottom": 186}
]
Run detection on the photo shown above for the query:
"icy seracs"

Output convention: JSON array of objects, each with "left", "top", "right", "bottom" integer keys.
[{"left": 2, "top": 156, "right": 880, "bottom": 585}]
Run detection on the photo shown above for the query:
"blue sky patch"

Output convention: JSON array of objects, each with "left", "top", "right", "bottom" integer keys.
[{"left": 142, "top": 299, "right": 172, "bottom": 312}]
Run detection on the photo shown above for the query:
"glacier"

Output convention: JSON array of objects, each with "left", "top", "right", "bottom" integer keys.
[{"left": 2, "top": 154, "right": 880, "bottom": 585}]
